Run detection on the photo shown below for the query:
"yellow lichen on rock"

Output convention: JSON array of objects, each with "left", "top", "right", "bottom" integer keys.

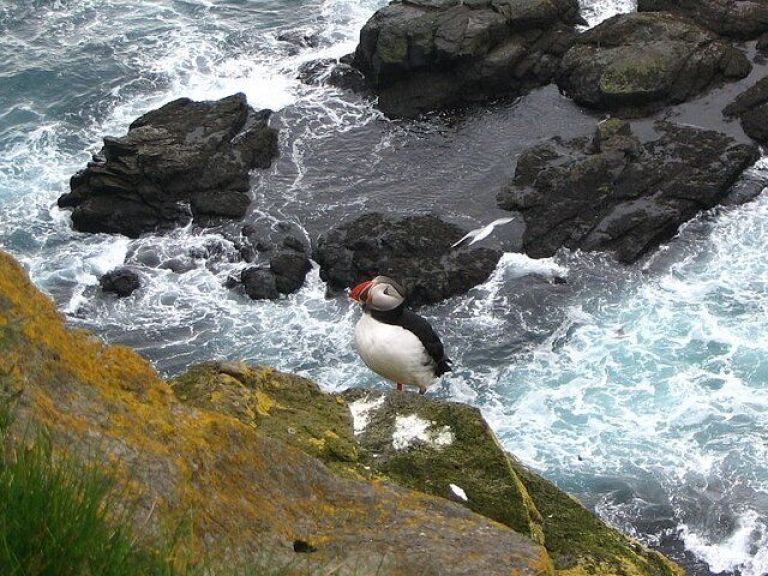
[{"left": 0, "top": 251, "right": 554, "bottom": 576}]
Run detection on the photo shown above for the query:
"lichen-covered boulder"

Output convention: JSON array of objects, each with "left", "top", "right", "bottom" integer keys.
[
  {"left": 724, "top": 75, "right": 768, "bottom": 144},
  {"left": 0, "top": 250, "right": 553, "bottom": 576},
  {"left": 638, "top": 0, "right": 768, "bottom": 39},
  {"left": 497, "top": 120, "right": 759, "bottom": 263},
  {"left": 343, "top": 389, "right": 545, "bottom": 543},
  {"left": 58, "top": 93, "right": 278, "bottom": 237},
  {"left": 352, "top": 0, "right": 584, "bottom": 117},
  {"left": 314, "top": 213, "right": 503, "bottom": 305},
  {"left": 557, "top": 12, "right": 751, "bottom": 115},
  {"left": 508, "top": 457, "right": 684, "bottom": 576},
  {"left": 172, "top": 362, "right": 359, "bottom": 468}
]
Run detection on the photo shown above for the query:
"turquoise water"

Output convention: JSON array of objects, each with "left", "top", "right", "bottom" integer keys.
[{"left": 0, "top": 1, "right": 766, "bottom": 574}]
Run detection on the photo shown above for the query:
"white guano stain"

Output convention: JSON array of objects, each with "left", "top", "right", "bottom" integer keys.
[{"left": 391, "top": 414, "right": 454, "bottom": 450}]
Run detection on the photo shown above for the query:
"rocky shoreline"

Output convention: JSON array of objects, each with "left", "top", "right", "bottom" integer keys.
[{"left": 55, "top": 1, "right": 768, "bottom": 307}]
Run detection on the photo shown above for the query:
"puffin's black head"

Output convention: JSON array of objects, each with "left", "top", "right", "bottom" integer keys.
[{"left": 349, "top": 276, "right": 406, "bottom": 311}]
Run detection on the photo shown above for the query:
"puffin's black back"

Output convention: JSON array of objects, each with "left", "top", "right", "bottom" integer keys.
[{"left": 369, "top": 305, "right": 452, "bottom": 376}]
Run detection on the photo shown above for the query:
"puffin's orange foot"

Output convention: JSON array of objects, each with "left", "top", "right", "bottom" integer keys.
[{"left": 396, "top": 383, "right": 403, "bottom": 392}]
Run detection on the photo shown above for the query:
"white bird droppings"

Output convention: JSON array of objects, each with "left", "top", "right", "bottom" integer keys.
[
  {"left": 449, "top": 484, "right": 468, "bottom": 502},
  {"left": 392, "top": 414, "right": 454, "bottom": 450},
  {"left": 348, "top": 395, "right": 386, "bottom": 435}
]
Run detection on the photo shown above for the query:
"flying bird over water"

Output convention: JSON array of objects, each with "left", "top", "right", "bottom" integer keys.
[
  {"left": 451, "top": 217, "right": 515, "bottom": 248},
  {"left": 349, "top": 276, "right": 452, "bottom": 395}
]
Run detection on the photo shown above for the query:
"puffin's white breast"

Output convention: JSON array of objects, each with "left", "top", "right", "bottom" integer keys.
[{"left": 354, "top": 313, "right": 436, "bottom": 388}]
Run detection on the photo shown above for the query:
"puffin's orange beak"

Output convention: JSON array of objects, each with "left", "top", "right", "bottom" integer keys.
[{"left": 349, "top": 280, "right": 373, "bottom": 302}]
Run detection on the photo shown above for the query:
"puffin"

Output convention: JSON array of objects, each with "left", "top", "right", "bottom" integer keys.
[{"left": 349, "top": 276, "right": 452, "bottom": 394}]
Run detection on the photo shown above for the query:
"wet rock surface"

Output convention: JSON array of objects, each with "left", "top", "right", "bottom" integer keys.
[
  {"left": 638, "top": 0, "right": 768, "bottom": 39},
  {"left": 498, "top": 120, "right": 760, "bottom": 263},
  {"left": 57, "top": 93, "right": 278, "bottom": 237},
  {"left": 314, "top": 212, "right": 503, "bottom": 305},
  {"left": 724, "top": 75, "right": 768, "bottom": 143},
  {"left": 557, "top": 12, "right": 751, "bottom": 115},
  {"left": 352, "top": 0, "right": 584, "bottom": 117},
  {"left": 99, "top": 267, "right": 141, "bottom": 297}
]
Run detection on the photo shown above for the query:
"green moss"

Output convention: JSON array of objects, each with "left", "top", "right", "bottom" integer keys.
[
  {"left": 508, "top": 457, "right": 683, "bottom": 576},
  {"left": 346, "top": 391, "right": 544, "bottom": 543},
  {"left": 599, "top": 48, "right": 677, "bottom": 98},
  {"left": 171, "top": 362, "right": 358, "bottom": 468}
]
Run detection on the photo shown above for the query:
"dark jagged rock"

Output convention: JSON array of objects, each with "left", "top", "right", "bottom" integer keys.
[
  {"left": 297, "top": 59, "right": 368, "bottom": 93},
  {"left": 241, "top": 267, "right": 279, "bottom": 300},
  {"left": 352, "top": 0, "right": 584, "bottom": 117},
  {"left": 240, "top": 253, "right": 312, "bottom": 301},
  {"left": 497, "top": 120, "right": 759, "bottom": 263},
  {"left": 230, "top": 220, "right": 312, "bottom": 300},
  {"left": 557, "top": 12, "right": 751, "bottom": 116},
  {"left": 58, "top": 94, "right": 278, "bottom": 237},
  {"left": 638, "top": 0, "right": 768, "bottom": 39},
  {"left": 724, "top": 75, "right": 768, "bottom": 143},
  {"left": 270, "top": 252, "right": 312, "bottom": 295},
  {"left": 314, "top": 213, "right": 502, "bottom": 305},
  {"left": 99, "top": 267, "right": 141, "bottom": 297}
]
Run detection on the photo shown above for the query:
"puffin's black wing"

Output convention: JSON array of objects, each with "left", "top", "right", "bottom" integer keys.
[{"left": 398, "top": 310, "right": 453, "bottom": 376}]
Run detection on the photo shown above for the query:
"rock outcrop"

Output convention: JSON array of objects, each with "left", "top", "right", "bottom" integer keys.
[
  {"left": 99, "top": 267, "right": 141, "bottom": 297},
  {"left": 229, "top": 220, "right": 313, "bottom": 300},
  {"left": 57, "top": 93, "right": 278, "bottom": 237},
  {"left": 314, "top": 213, "right": 502, "bottom": 305},
  {"left": 724, "top": 75, "right": 768, "bottom": 144},
  {"left": 557, "top": 12, "right": 751, "bottom": 115},
  {"left": 352, "top": 0, "right": 584, "bottom": 117},
  {"left": 0, "top": 249, "right": 684, "bottom": 575},
  {"left": 0, "top": 251, "right": 549, "bottom": 575},
  {"left": 638, "top": 0, "right": 768, "bottom": 39},
  {"left": 497, "top": 120, "right": 759, "bottom": 263}
]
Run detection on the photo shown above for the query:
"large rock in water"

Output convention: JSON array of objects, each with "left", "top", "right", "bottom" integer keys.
[
  {"left": 497, "top": 119, "right": 759, "bottom": 263},
  {"left": 57, "top": 93, "right": 278, "bottom": 237},
  {"left": 352, "top": 0, "right": 584, "bottom": 117},
  {"left": 557, "top": 12, "right": 751, "bottom": 115},
  {"left": 724, "top": 75, "right": 768, "bottom": 144},
  {"left": 314, "top": 213, "right": 503, "bottom": 305},
  {"left": 639, "top": 0, "right": 768, "bottom": 39}
]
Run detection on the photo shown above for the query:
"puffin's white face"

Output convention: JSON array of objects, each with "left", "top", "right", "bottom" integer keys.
[{"left": 349, "top": 276, "right": 406, "bottom": 311}]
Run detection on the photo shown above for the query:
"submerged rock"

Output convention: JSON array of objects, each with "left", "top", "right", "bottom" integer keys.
[
  {"left": 724, "top": 75, "right": 768, "bottom": 144},
  {"left": 557, "top": 12, "right": 751, "bottom": 115},
  {"left": 98, "top": 267, "right": 141, "bottom": 297},
  {"left": 498, "top": 120, "right": 759, "bottom": 263},
  {"left": 638, "top": 0, "right": 768, "bottom": 39},
  {"left": 58, "top": 93, "right": 278, "bottom": 237},
  {"left": 314, "top": 213, "right": 502, "bottom": 305},
  {"left": 352, "top": 0, "right": 584, "bottom": 117}
]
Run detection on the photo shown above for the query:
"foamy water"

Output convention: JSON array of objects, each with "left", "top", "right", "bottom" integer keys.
[{"left": 1, "top": 1, "right": 766, "bottom": 574}]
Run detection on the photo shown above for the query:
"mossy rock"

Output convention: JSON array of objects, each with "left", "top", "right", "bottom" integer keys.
[
  {"left": 172, "top": 362, "right": 359, "bottom": 467},
  {"left": 508, "top": 456, "right": 684, "bottom": 576},
  {"left": 343, "top": 389, "right": 545, "bottom": 544}
]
